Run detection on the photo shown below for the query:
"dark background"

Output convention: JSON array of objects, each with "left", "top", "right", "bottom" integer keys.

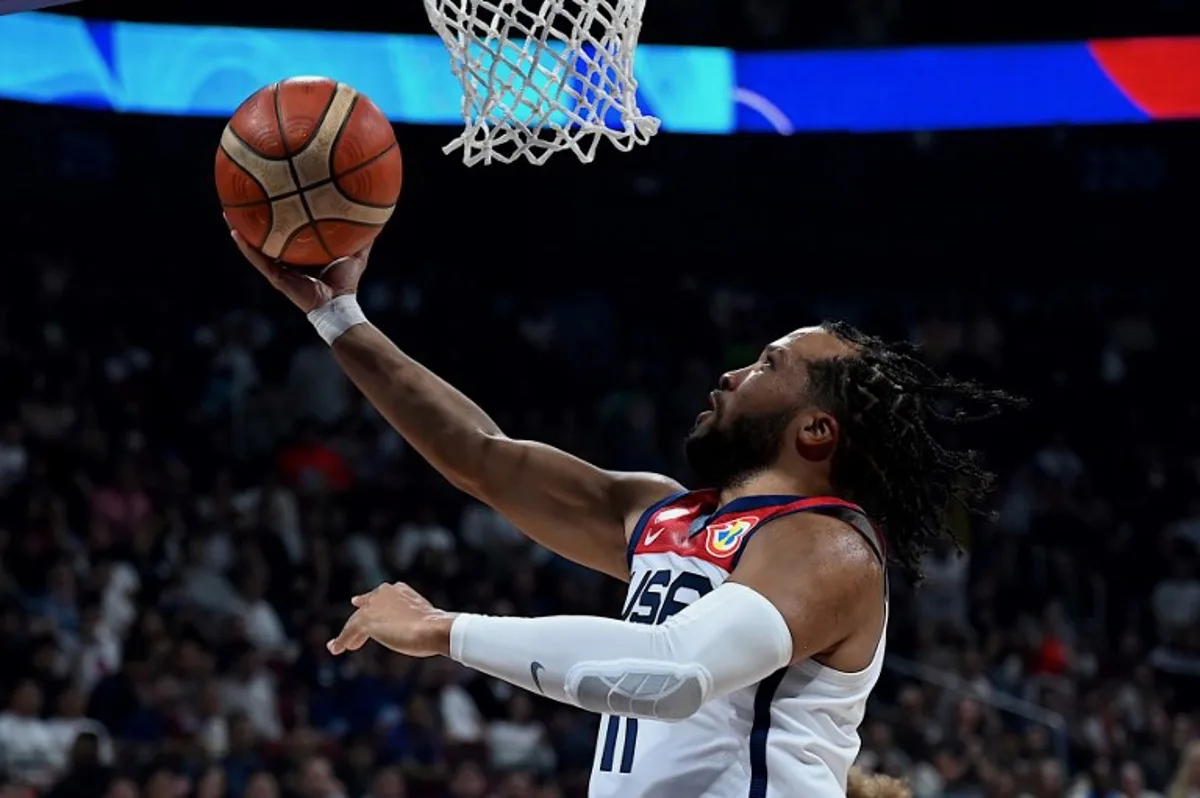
[{"left": 0, "top": 2, "right": 1196, "bottom": 798}]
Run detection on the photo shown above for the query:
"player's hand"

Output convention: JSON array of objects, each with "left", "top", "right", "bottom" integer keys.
[
  {"left": 226, "top": 214, "right": 370, "bottom": 313},
  {"left": 327, "top": 582, "right": 456, "bottom": 658}
]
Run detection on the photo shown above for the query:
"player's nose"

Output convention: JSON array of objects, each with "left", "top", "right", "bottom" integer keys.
[{"left": 718, "top": 368, "right": 746, "bottom": 392}]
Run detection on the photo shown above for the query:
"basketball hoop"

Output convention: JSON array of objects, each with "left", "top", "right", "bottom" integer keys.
[{"left": 424, "top": 0, "right": 660, "bottom": 166}]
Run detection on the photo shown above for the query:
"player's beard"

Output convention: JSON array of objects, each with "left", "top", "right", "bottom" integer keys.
[{"left": 683, "top": 407, "right": 797, "bottom": 491}]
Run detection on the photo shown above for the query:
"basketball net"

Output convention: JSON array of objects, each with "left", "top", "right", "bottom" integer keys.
[{"left": 424, "top": 0, "right": 660, "bottom": 166}]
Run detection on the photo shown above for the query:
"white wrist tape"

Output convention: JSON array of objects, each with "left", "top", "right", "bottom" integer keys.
[
  {"left": 449, "top": 582, "right": 793, "bottom": 722},
  {"left": 307, "top": 294, "right": 368, "bottom": 345}
]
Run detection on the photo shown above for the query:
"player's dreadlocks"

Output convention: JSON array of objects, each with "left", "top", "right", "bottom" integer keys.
[{"left": 807, "top": 321, "right": 1024, "bottom": 578}]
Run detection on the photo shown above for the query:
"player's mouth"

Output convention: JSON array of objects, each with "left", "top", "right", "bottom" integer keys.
[{"left": 693, "top": 391, "right": 720, "bottom": 425}]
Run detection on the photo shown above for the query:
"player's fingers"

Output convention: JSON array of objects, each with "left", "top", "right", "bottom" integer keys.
[
  {"left": 329, "top": 630, "right": 369, "bottom": 655},
  {"left": 229, "top": 229, "right": 278, "bottom": 277},
  {"left": 327, "top": 611, "right": 370, "bottom": 655},
  {"left": 318, "top": 256, "right": 355, "bottom": 280},
  {"left": 350, "top": 583, "right": 386, "bottom": 607},
  {"left": 230, "top": 230, "right": 321, "bottom": 296}
]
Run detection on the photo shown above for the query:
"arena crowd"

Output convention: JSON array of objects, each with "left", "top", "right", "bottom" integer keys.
[{"left": 0, "top": 250, "right": 1196, "bottom": 798}]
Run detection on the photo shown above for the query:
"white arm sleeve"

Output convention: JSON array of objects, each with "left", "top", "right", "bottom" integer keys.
[{"left": 449, "top": 582, "right": 793, "bottom": 721}]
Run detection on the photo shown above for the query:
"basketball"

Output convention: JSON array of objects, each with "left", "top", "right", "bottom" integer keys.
[{"left": 215, "top": 77, "right": 402, "bottom": 267}]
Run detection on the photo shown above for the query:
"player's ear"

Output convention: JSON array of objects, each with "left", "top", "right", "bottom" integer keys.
[{"left": 795, "top": 410, "right": 839, "bottom": 462}]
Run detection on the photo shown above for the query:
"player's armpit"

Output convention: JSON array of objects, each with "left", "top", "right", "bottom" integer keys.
[
  {"left": 728, "top": 512, "right": 884, "bottom": 670},
  {"left": 469, "top": 435, "right": 682, "bottom": 581}
]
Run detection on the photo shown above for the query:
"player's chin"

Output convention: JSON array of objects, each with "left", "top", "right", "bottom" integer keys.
[{"left": 688, "top": 410, "right": 715, "bottom": 435}]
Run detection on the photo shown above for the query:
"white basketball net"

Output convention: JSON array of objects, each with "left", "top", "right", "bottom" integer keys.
[{"left": 424, "top": 0, "right": 661, "bottom": 166}]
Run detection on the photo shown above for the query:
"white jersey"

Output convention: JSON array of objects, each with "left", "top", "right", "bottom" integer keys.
[{"left": 588, "top": 490, "right": 888, "bottom": 798}]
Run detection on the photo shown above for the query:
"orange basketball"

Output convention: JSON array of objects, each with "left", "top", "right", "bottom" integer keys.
[{"left": 215, "top": 77, "right": 402, "bottom": 267}]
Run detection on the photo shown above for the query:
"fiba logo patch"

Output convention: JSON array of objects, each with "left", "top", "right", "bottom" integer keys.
[{"left": 705, "top": 517, "right": 759, "bottom": 558}]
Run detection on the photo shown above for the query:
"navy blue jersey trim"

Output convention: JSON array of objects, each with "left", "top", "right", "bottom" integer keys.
[
  {"left": 598, "top": 716, "right": 620, "bottom": 772},
  {"left": 748, "top": 668, "right": 787, "bottom": 798},
  {"left": 719, "top": 494, "right": 808, "bottom": 514},
  {"left": 687, "top": 494, "right": 809, "bottom": 538},
  {"left": 625, "top": 490, "right": 691, "bottom": 569},
  {"left": 728, "top": 501, "right": 874, "bottom": 571},
  {"left": 620, "top": 718, "right": 638, "bottom": 773}
]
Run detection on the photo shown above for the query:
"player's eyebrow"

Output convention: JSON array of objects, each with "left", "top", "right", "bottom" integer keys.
[{"left": 763, "top": 344, "right": 788, "bottom": 361}]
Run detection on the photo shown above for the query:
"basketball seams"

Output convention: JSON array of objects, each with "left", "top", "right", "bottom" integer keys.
[
  {"left": 289, "top": 83, "right": 345, "bottom": 160},
  {"left": 221, "top": 197, "right": 272, "bottom": 210},
  {"left": 277, "top": 219, "right": 385, "bottom": 263},
  {"left": 276, "top": 220, "right": 320, "bottom": 264},
  {"left": 326, "top": 93, "right": 361, "bottom": 177},
  {"left": 221, "top": 142, "right": 399, "bottom": 209},
  {"left": 217, "top": 140, "right": 270, "bottom": 201},
  {"left": 334, "top": 141, "right": 399, "bottom": 183},
  {"left": 325, "top": 95, "right": 399, "bottom": 209},
  {"left": 217, "top": 141, "right": 275, "bottom": 241},
  {"left": 223, "top": 125, "right": 289, "bottom": 162},
  {"left": 315, "top": 219, "right": 388, "bottom": 233},
  {"left": 273, "top": 81, "right": 336, "bottom": 262},
  {"left": 330, "top": 142, "right": 401, "bottom": 209}
]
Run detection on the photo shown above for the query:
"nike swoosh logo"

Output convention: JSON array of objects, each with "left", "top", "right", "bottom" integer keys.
[
  {"left": 530, "top": 661, "right": 546, "bottom": 694},
  {"left": 644, "top": 529, "right": 663, "bottom": 545}
]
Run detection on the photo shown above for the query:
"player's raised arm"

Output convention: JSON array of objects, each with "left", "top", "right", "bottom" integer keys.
[{"left": 232, "top": 233, "right": 682, "bottom": 580}]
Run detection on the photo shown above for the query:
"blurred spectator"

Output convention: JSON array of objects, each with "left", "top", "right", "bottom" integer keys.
[
  {"left": 487, "top": 694, "right": 555, "bottom": 773},
  {"left": 219, "top": 650, "right": 283, "bottom": 741},
  {"left": 390, "top": 505, "right": 455, "bottom": 572},
  {"left": 0, "top": 681, "right": 61, "bottom": 789}
]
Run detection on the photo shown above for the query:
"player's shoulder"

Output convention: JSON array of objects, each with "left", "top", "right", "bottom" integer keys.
[
  {"left": 609, "top": 471, "right": 687, "bottom": 528},
  {"left": 747, "top": 494, "right": 886, "bottom": 568},
  {"left": 744, "top": 508, "right": 882, "bottom": 568}
]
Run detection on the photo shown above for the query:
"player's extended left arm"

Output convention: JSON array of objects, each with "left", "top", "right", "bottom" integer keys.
[
  {"left": 448, "top": 582, "right": 792, "bottom": 722},
  {"left": 445, "top": 515, "right": 881, "bottom": 722}
]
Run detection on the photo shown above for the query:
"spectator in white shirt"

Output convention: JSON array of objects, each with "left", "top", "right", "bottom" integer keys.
[
  {"left": 433, "top": 660, "right": 484, "bottom": 746},
  {"left": 96, "top": 558, "right": 139, "bottom": 639},
  {"left": 178, "top": 536, "right": 243, "bottom": 620},
  {"left": 45, "top": 687, "right": 112, "bottom": 773},
  {"left": 0, "top": 681, "right": 65, "bottom": 788},
  {"left": 487, "top": 694, "right": 556, "bottom": 773},
  {"left": 70, "top": 603, "right": 122, "bottom": 695},
  {"left": 219, "top": 647, "right": 283, "bottom": 741},
  {"left": 391, "top": 505, "right": 455, "bottom": 572},
  {"left": 236, "top": 572, "right": 290, "bottom": 659}
]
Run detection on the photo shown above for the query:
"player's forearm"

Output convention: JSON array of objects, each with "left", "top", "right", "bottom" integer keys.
[
  {"left": 442, "top": 584, "right": 793, "bottom": 721},
  {"left": 328, "top": 320, "right": 502, "bottom": 490}
]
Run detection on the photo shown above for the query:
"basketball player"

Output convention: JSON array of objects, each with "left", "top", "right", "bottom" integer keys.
[{"left": 231, "top": 232, "right": 1017, "bottom": 797}]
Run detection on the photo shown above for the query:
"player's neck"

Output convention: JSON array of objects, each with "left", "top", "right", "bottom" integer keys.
[{"left": 719, "top": 469, "right": 833, "bottom": 505}]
